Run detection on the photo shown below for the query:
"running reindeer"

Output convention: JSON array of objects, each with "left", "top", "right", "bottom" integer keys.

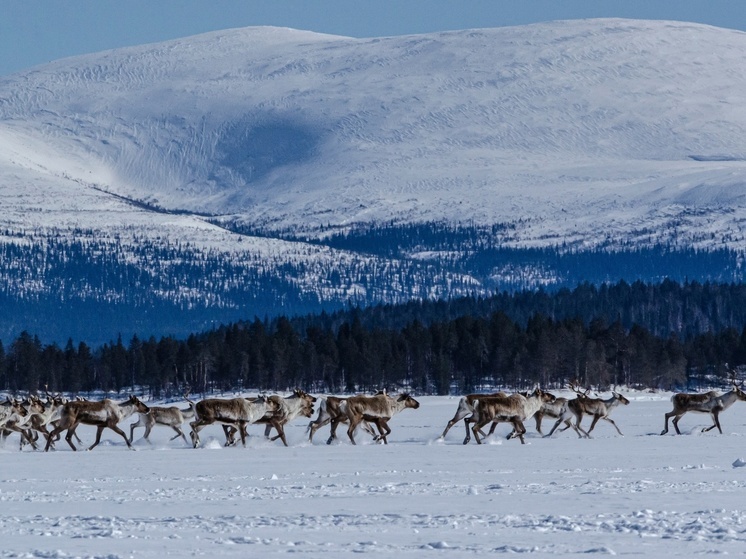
[
  {"left": 45, "top": 395, "right": 150, "bottom": 451},
  {"left": 661, "top": 383, "right": 746, "bottom": 435},
  {"left": 546, "top": 383, "right": 630, "bottom": 438}
]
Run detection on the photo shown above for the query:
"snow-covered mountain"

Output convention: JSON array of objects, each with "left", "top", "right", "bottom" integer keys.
[
  {"left": 3, "top": 19, "right": 746, "bottom": 247},
  {"left": 2, "top": 18, "right": 746, "bottom": 342}
]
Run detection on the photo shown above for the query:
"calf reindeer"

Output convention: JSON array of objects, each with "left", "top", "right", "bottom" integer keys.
[
  {"left": 338, "top": 392, "right": 420, "bottom": 445},
  {"left": 661, "top": 384, "right": 746, "bottom": 435},
  {"left": 188, "top": 395, "right": 280, "bottom": 448},
  {"left": 129, "top": 404, "right": 195, "bottom": 444},
  {"left": 44, "top": 395, "right": 150, "bottom": 451}
]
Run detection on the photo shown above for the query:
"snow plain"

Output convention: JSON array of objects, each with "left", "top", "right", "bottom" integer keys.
[{"left": 2, "top": 391, "right": 746, "bottom": 558}]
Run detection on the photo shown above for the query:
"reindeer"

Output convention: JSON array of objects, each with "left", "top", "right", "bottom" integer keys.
[
  {"left": 0, "top": 398, "right": 40, "bottom": 450},
  {"left": 543, "top": 396, "right": 587, "bottom": 438},
  {"left": 129, "top": 403, "right": 195, "bottom": 444},
  {"left": 187, "top": 395, "right": 280, "bottom": 448},
  {"left": 223, "top": 389, "right": 317, "bottom": 447},
  {"left": 439, "top": 391, "right": 506, "bottom": 442},
  {"left": 337, "top": 392, "right": 420, "bottom": 445},
  {"left": 469, "top": 387, "right": 551, "bottom": 444},
  {"left": 548, "top": 384, "right": 630, "bottom": 438},
  {"left": 530, "top": 393, "right": 572, "bottom": 435},
  {"left": 44, "top": 395, "right": 150, "bottom": 451},
  {"left": 309, "top": 392, "right": 388, "bottom": 444},
  {"left": 661, "top": 384, "right": 746, "bottom": 435}
]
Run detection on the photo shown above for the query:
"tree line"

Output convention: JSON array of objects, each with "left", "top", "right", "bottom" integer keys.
[{"left": 3, "top": 279, "right": 746, "bottom": 396}]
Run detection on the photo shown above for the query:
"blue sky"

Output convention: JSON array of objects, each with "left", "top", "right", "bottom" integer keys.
[{"left": 2, "top": 0, "right": 745, "bottom": 76}]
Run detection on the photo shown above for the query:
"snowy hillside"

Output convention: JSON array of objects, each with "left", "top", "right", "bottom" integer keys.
[{"left": 2, "top": 19, "right": 746, "bottom": 248}]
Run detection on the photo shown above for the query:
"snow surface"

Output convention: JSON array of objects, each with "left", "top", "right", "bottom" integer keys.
[
  {"left": 3, "top": 391, "right": 746, "bottom": 557},
  {"left": 3, "top": 19, "right": 746, "bottom": 251}
]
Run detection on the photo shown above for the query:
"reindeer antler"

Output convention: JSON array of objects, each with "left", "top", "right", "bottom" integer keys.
[{"left": 568, "top": 381, "right": 591, "bottom": 398}]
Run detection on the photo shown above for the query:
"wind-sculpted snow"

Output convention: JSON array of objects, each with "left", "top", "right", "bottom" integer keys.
[
  {"left": 2, "top": 393, "right": 746, "bottom": 557},
  {"left": 2, "top": 19, "right": 746, "bottom": 248}
]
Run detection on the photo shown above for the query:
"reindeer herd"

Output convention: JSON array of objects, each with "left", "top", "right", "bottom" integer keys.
[{"left": 1, "top": 382, "right": 746, "bottom": 451}]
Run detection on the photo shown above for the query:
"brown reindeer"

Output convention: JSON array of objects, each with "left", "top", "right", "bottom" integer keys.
[
  {"left": 188, "top": 395, "right": 280, "bottom": 448},
  {"left": 44, "top": 395, "right": 150, "bottom": 451},
  {"left": 223, "top": 389, "right": 317, "bottom": 446},
  {"left": 439, "top": 392, "right": 506, "bottom": 442},
  {"left": 548, "top": 385, "right": 630, "bottom": 438},
  {"left": 661, "top": 384, "right": 746, "bottom": 435},
  {"left": 338, "top": 392, "right": 420, "bottom": 445},
  {"left": 469, "top": 387, "right": 552, "bottom": 444},
  {"left": 309, "top": 392, "right": 389, "bottom": 444}
]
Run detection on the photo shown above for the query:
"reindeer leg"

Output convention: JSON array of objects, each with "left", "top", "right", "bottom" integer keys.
[
  {"left": 661, "top": 411, "right": 674, "bottom": 435},
  {"left": 702, "top": 411, "right": 723, "bottom": 433},
  {"left": 109, "top": 424, "right": 134, "bottom": 450},
  {"left": 509, "top": 418, "right": 527, "bottom": 444},
  {"left": 440, "top": 412, "right": 466, "bottom": 439},
  {"left": 671, "top": 414, "right": 684, "bottom": 435},
  {"left": 222, "top": 425, "right": 236, "bottom": 446},
  {"left": 574, "top": 413, "right": 590, "bottom": 438},
  {"left": 472, "top": 418, "right": 489, "bottom": 445},
  {"left": 142, "top": 421, "right": 154, "bottom": 444},
  {"left": 88, "top": 425, "right": 106, "bottom": 451},
  {"left": 269, "top": 419, "right": 288, "bottom": 446},
  {"left": 263, "top": 423, "right": 274, "bottom": 439},
  {"left": 327, "top": 417, "right": 342, "bottom": 445},
  {"left": 702, "top": 412, "right": 719, "bottom": 433},
  {"left": 189, "top": 420, "right": 204, "bottom": 448},
  {"left": 169, "top": 426, "right": 187, "bottom": 443},
  {"left": 45, "top": 424, "right": 64, "bottom": 451},
  {"left": 545, "top": 416, "right": 564, "bottom": 438},
  {"left": 462, "top": 417, "right": 473, "bottom": 444},
  {"left": 376, "top": 419, "right": 391, "bottom": 444},
  {"left": 585, "top": 415, "right": 601, "bottom": 437},
  {"left": 129, "top": 421, "right": 139, "bottom": 444},
  {"left": 237, "top": 421, "right": 248, "bottom": 447},
  {"left": 308, "top": 417, "right": 329, "bottom": 443},
  {"left": 603, "top": 417, "right": 624, "bottom": 436},
  {"left": 347, "top": 418, "right": 359, "bottom": 445}
]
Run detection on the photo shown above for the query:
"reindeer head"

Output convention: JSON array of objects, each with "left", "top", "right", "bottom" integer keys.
[
  {"left": 397, "top": 393, "right": 420, "bottom": 409},
  {"left": 612, "top": 391, "right": 630, "bottom": 405},
  {"left": 733, "top": 383, "right": 746, "bottom": 402},
  {"left": 128, "top": 395, "right": 150, "bottom": 414}
]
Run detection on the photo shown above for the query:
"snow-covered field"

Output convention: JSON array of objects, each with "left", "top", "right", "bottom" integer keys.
[{"left": 3, "top": 391, "right": 746, "bottom": 558}]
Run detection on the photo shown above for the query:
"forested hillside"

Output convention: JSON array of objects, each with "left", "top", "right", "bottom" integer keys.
[
  {"left": 3, "top": 280, "right": 746, "bottom": 396},
  {"left": 2, "top": 223, "right": 743, "bottom": 345}
]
